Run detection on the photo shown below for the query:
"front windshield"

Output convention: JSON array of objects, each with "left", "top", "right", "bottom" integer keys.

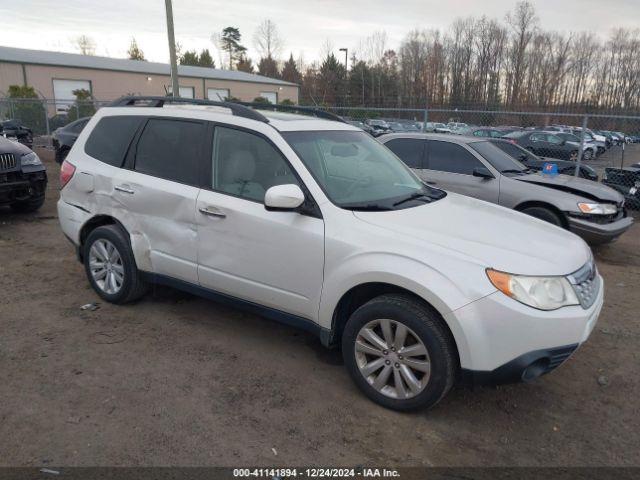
[
  {"left": 283, "top": 130, "right": 443, "bottom": 209},
  {"left": 470, "top": 141, "right": 528, "bottom": 173}
]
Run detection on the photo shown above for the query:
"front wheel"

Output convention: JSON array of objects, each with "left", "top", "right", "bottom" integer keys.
[
  {"left": 342, "top": 294, "right": 457, "bottom": 411},
  {"left": 521, "top": 206, "right": 564, "bottom": 227},
  {"left": 582, "top": 149, "right": 593, "bottom": 161}
]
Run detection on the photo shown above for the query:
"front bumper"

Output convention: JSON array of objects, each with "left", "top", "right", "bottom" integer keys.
[
  {"left": 0, "top": 169, "right": 47, "bottom": 204},
  {"left": 568, "top": 215, "right": 633, "bottom": 244},
  {"left": 445, "top": 274, "right": 603, "bottom": 382}
]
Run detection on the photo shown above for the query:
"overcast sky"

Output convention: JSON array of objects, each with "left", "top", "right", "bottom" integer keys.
[{"left": 1, "top": 0, "right": 638, "bottom": 66}]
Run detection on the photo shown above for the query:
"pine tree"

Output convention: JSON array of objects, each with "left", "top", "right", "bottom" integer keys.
[
  {"left": 236, "top": 55, "right": 254, "bottom": 73},
  {"left": 258, "top": 56, "right": 279, "bottom": 78},
  {"left": 127, "top": 37, "right": 146, "bottom": 61},
  {"left": 281, "top": 54, "right": 302, "bottom": 84},
  {"left": 218, "top": 27, "right": 247, "bottom": 70},
  {"left": 198, "top": 49, "right": 215, "bottom": 68}
]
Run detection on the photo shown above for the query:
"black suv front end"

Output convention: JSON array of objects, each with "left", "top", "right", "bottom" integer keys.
[{"left": 0, "top": 137, "right": 47, "bottom": 213}]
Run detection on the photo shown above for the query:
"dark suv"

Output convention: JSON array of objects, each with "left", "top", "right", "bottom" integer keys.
[
  {"left": 52, "top": 117, "right": 90, "bottom": 163},
  {"left": 503, "top": 130, "right": 579, "bottom": 160},
  {"left": 0, "top": 136, "right": 47, "bottom": 212}
]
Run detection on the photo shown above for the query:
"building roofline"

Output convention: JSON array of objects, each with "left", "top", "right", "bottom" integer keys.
[{"left": 0, "top": 45, "right": 298, "bottom": 88}]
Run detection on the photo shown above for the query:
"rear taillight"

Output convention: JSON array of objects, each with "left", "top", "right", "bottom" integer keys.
[
  {"left": 60, "top": 160, "right": 76, "bottom": 189},
  {"left": 508, "top": 139, "right": 517, "bottom": 144}
]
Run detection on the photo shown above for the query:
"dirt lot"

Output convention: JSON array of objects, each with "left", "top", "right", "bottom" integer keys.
[{"left": 1, "top": 148, "right": 639, "bottom": 467}]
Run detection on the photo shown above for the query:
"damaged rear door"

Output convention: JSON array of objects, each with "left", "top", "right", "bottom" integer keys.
[{"left": 114, "top": 117, "right": 206, "bottom": 284}]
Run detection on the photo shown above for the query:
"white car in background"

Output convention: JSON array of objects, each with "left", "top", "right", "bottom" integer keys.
[{"left": 58, "top": 96, "right": 603, "bottom": 411}]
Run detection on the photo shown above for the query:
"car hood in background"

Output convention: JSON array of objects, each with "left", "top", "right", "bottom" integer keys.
[
  {"left": 515, "top": 173, "right": 623, "bottom": 203},
  {"left": 353, "top": 192, "right": 591, "bottom": 277},
  {"left": 0, "top": 136, "right": 31, "bottom": 156}
]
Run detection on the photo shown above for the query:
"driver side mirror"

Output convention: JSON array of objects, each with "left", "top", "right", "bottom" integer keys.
[
  {"left": 264, "top": 184, "right": 305, "bottom": 211},
  {"left": 472, "top": 167, "right": 495, "bottom": 179}
]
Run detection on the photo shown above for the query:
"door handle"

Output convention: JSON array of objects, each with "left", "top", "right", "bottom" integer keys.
[
  {"left": 199, "top": 206, "right": 226, "bottom": 218},
  {"left": 114, "top": 185, "right": 135, "bottom": 194}
]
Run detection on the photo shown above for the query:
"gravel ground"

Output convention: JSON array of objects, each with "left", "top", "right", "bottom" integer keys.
[{"left": 0, "top": 148, "right": 638, "bottom": 467}]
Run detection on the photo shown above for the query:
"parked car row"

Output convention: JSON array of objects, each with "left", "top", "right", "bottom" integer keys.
[
  {"left": 55, "top": 96, "right": 613, "bottom": 412},
  {"left": 0, "top": 119, "right": 33, "bottom": 149}
]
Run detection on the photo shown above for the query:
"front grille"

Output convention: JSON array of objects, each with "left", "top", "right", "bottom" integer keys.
[
  {"left": 568, "top": 260, "right": 600, "bottom": 309},
  {"left": 0, "top": 153, "right": 17, "bottom": 171}
]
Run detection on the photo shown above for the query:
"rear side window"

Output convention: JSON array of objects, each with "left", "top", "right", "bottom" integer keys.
[
  {"left": 384, "top": 138, "right": 425, "bottom": 168},
  {"left": 134, "top": 118, "right": 205, "bottom": 186},
  {"left": 426, "top": 140, "right": 483, "bottom": 175},
  {"left": 85, "top": 116, "right": 143, "bottom": 167}
]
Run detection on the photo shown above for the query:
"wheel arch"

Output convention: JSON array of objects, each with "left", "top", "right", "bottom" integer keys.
[
  {"left": 514, "top": 200, "right": 569, "bottom": 229},
  {"left": 327, "top": 282, "right": 461, "bottom": 370}
]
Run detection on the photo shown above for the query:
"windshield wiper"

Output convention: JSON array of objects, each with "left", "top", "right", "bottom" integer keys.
[
  {"left": 341, "top": 203, "right": 392, "bottom": 211},
  {"left": 392, "top": 191, "right": 433, "bottom": 207}
]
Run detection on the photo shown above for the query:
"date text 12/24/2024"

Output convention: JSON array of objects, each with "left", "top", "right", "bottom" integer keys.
[{"left": 233, "top": 468, "right": 401, "bottom": 478}]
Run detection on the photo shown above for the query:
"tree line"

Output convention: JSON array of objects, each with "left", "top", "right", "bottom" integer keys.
[{"left": 74, "top": 1, "right": 639, "bottom": 112}]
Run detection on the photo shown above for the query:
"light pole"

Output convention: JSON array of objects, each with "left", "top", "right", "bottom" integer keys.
[
  {"left": 164, "top": 0, "right": 180, "bottom": 98},
  {"left": 339, "top": 48, "right": 348, "bottom": 70}
]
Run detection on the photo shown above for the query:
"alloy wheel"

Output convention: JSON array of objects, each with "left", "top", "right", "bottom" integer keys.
[
  {"left": 354, "top": 319, "right": 431, "bottom": 399},
  {"left": 89, "top": 239, "right": 124, "bottom": 295}
]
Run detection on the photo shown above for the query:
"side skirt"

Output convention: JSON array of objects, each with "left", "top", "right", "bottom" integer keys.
[{"left": 140, "top": 272, "right": 332, "bottom": 344}]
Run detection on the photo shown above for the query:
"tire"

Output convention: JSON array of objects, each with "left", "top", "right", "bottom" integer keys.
[
  {"left": 569, "top": 150, "right": 578, "bottom": 161},
  {"left": 83, "top": 224, "right": 149, "bottom": 304},
  {"left": 583, "top": 149, "right": 593, "bottom": 161},
  {"left": 341, "top": 293, "right": 457, "bottom": 411},
  {"left": 10, "top": 196, "right": 45, "bottom": 213},
  {"left": 521, "top": 206, "right": 564, "bottom": 227}
]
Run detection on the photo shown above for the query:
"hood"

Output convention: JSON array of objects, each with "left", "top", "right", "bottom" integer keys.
[
  {"left": 353, "top": 192, "right": 591, "bottom": 276},
  {"left": 514, "top": 172, "right": 623, "bottom": 203},
  {"left": 0, "top": 136, "right": 31, "bottom": 156}
]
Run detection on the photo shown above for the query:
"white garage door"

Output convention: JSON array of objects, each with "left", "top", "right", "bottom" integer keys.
[
  {"left": 53, "top": 79, "right": 91, "bottom": 113},
  {"left": 167, "top": 86, "right": 195, "bottom": 98},
  {"left": 260, "top": 91, "right": 278, "bottom": 104},
  {"left": 207, "top": 88, "right": 230, "bottom": 101}
]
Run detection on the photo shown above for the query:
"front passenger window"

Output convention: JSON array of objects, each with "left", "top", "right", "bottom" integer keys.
[
  {"left": 427, "top": 140, "right": 483, "bottom": 175},
  {"left": 212, "top": 127, "right": 299, "bottom": 202}
]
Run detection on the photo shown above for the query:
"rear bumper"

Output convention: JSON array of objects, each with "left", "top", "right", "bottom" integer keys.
[{"left": 568, "top": 215, "right": 633, "bottom": 244}]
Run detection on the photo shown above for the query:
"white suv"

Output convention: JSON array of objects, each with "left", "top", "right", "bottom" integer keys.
[{"left": 58, "top": 97, "right": 603, "bottom": 411}]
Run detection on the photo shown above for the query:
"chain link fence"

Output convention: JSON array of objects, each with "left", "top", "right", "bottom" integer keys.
[{"left": 1, "top": 97, "right": 638, "bottom": 210}]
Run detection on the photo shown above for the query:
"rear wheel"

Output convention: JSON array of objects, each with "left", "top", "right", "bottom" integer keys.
[
  {"left": 342, "top": 294, "right": 457, "bottom": 411},
  {"left": 569, "top": 150, "right": 579, "bottom": 161},
  {"left": 582, "top": 149, "right": 593, "bottom": 161},
  {"left": 84, "top": 225, "right": 149, "bottom": 304},
  {"left": 521, "top": 206, "right": 564, "bottom": 227}
]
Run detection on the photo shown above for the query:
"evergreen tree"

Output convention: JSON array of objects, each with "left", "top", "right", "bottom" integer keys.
[
  {"left": 258, "top": 56, "right": 279, "bottom": 78},
  {"left": 281, "top": 54, "right": 302, "bottom": 84},
  {"left": 218, "top": 27, "right": 247, "bottom": 70},
  {"left": 236, "top": 55, "right": 254, "bottom": 73},
  {"left": 127, "top": 37, "right": 146, "bottom": 61},
  {"left": 198, "top": 49, "right": 215, "bottom": 68},
  {"left": 179, "top": 50, "right": 200, "bottom": 66}
]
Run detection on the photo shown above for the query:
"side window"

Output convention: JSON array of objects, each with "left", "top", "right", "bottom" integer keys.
[
  {"left": 134, "top": 118, "right": 204, "bottom": 186},
  {"left": 384, "top": 138, "right": 424, "bottom": 168},
  {"left": 85, "top": 116, "right": 144, "bottom": 167},
  {"left": 212, "top": 126, "right": 299, "bottom": 202},
  {"left": 426, "top": 140, "right": 483, "bottom": 175},
  {"left": 547, "top": 134, "right": 563, "bottom": 145},
  {"left": 531, "top": 133, "right": 545, "bottom": 142},
  {"left": 473, "top": 130, "right": 487, "bottom": 137}
]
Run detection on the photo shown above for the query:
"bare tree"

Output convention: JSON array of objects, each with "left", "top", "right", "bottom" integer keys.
[
  {"left": 73, "top": 35, "right": 96, "bottom": 55},
  {"left": 505, "top": 1, "right": 537, "bottom": 106},
  {"left": 253, "top": 19, "right": 283, "bottom": 59}
]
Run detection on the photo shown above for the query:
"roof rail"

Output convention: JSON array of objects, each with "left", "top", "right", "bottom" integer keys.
[
  {"left": 238, "top": 102, "right": 346, "bottom": 123},
  {"left": 106, "top": 96, "right": 269, "bottom": 123}
]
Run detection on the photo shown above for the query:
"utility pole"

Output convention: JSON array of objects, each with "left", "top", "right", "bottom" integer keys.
[{"left": 165, "top": 0, "right": 180, "bottom": 97}]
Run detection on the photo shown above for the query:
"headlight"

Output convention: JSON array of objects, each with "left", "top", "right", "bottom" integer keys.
[
  {"left": 21, "top": 151, "right": 42, "bottom": 166},
  {"left": 577, "top": 202, "right": 617, "bottom": 215},
  {"left": 486, "top": 269, "right": 579, "bottom": 311}
]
